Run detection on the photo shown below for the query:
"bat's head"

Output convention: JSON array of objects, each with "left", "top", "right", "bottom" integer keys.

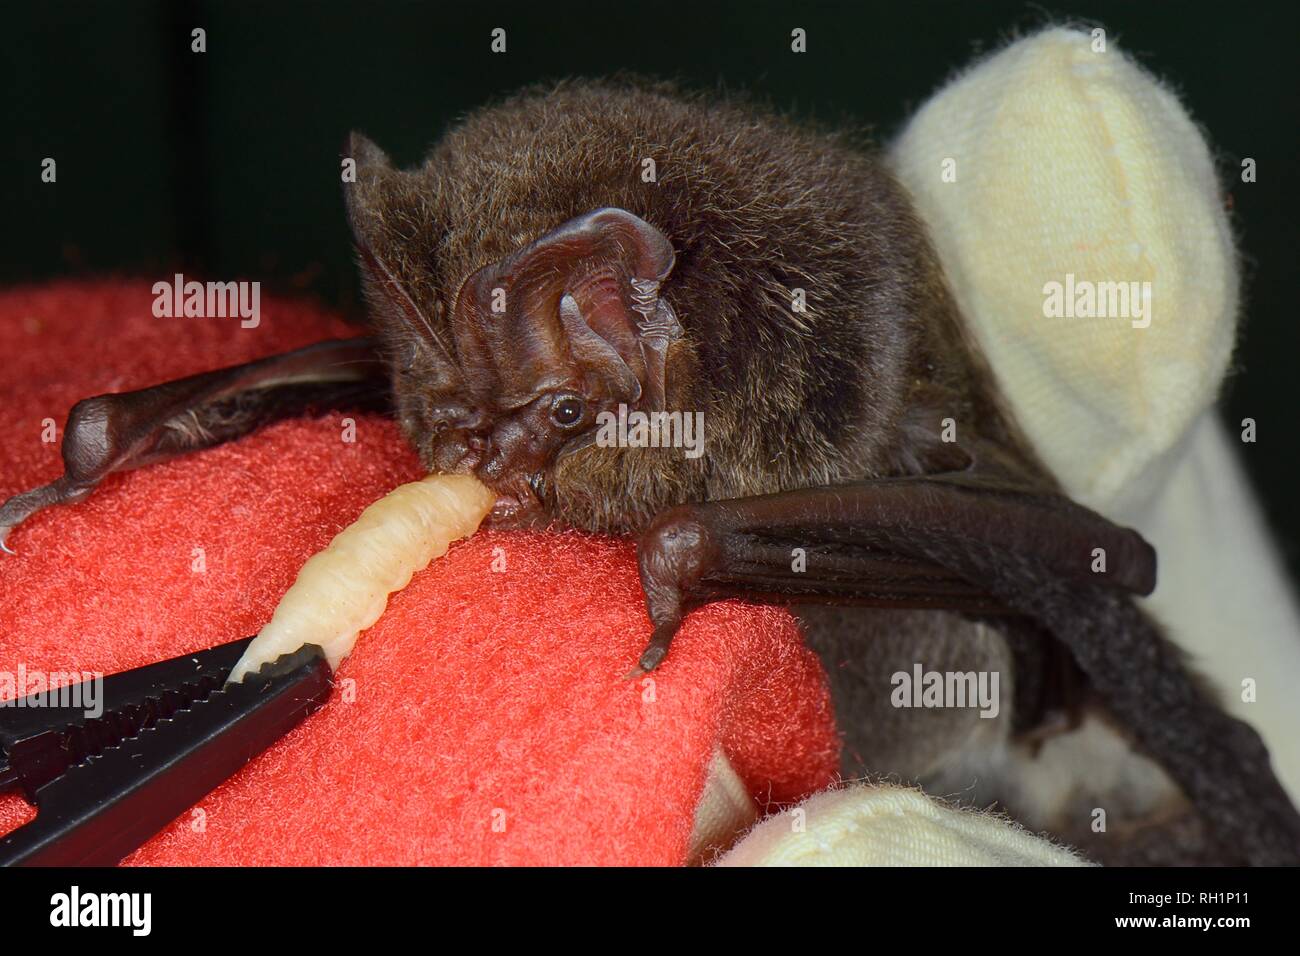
[{"left": 344, "top": 131, "right": 688, "bottom": 528}]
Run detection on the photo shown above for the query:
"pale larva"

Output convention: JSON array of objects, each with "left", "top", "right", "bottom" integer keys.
[{"left": 226, "top": 474, "right": 494, "bottom": 684}]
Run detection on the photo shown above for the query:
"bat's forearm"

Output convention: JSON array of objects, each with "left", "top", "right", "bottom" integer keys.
[{"left": 0, "top": 338, "right": 388, "bottom": 552}]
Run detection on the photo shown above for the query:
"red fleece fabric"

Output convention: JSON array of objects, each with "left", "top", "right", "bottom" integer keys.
[{"left": 0, "top": 279, "right": 839, "bottom": 865}]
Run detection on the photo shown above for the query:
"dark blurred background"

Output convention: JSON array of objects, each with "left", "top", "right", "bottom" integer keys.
[{"left": 3, "top": 0, "right": 1296, "bottom": 582}]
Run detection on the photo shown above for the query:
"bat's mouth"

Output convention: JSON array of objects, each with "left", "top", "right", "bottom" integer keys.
[
  {"left": 482, "top": 473, "right": 549, "bottom": 528},
  {"left": 433, "top": 436, "right": 549, "bottom": 528},
  {"left": 488, "top": 493, "right": 528, "bottom": 523}
]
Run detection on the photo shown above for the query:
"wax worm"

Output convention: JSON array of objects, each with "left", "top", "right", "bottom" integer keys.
[{"left": 226, "top": 474, "right": 494, "bottom": 683}]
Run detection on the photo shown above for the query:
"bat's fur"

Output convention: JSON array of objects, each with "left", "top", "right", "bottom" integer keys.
[{"left": 349, "top": 79, "right": 1046, "bottom": 534}]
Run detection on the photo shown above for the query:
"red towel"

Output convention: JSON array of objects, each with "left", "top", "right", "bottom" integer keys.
[{"left": 0, "top": 279, "right": 838, "bottom": 865}]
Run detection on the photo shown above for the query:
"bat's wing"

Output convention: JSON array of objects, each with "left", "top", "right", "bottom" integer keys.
[
  {"left": 0, "top": 337, "right": 387, "bottom": 552},
  {"left": 634, "top": 470, "right": 1300, "bottom": 865}
]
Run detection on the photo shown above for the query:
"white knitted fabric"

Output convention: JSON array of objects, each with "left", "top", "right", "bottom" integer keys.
[
  {"left": 890, "top": 26, "right": 1238, "bottom": 516},
  {"left": 716, "top": 787, "right": 1087, "bottom": 867},
  {"left": 709, "top": 26, "right": 1300, "bottom": 866},
  {"left": 1126, "top": 413, "right": 1300, "bottom": 799}
]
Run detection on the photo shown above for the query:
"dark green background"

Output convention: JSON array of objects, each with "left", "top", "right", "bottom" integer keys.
[{"left": 4, "top": 1, "right": 1297, "bottom": 582}]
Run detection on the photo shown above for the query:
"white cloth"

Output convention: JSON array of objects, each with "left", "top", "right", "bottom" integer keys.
[
  {"left": 1124, "top": 414, "right": 1300, "bottom": 798},
  {"left": 716, "top": 787, "right": 1087, "bottom": 867},
  {"left": 890, "top": 26, "right": 1237, "bottom": 516}
]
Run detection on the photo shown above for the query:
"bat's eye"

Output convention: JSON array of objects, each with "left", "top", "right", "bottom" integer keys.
[{"left": 550, "top": 395, "right": 585, "bottom": 428}]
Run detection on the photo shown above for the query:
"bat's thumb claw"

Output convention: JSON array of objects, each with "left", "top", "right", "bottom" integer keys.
[
  {"left": 636, "top": 643, "right": 668, "bottom": 673},
  {"left": 0, "top": 531, "right": 15, "bottom": 556},
  {"left": 623, "top": 642, "right": 666, "bottom": 679}
]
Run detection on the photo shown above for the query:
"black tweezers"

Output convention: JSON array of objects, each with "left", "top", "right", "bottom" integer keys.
[{"left": 0, "top": 637, "right": 332, "bottom": 866}]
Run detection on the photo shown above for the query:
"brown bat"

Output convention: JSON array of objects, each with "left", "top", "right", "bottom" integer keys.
[{"left": 3, "top": 79, "right": 1297, "bottom": 865}]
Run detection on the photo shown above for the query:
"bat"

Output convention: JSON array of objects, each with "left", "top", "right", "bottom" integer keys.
[{"left": 4, "top": 79, "right": 1297, "bottom": 865}]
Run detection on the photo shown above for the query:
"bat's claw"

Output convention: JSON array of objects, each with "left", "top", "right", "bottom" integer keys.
[
  {"left": 637, "top": 643, "right": 668, "bottom": 673},
  {"left": 632, "top": 625, "right": 677, "bottom": 676},
  {"left": 0, "top": 503, "right": 23, "bottom": 556},
  {"left": 0, "top": 476, "right": 88, "bottom": 558},
  {"left": 0, "top": 499, "right": 31, "bottom": 556},
  {"left": 623, "top": 638, "right": 669, "bottom": 680}
]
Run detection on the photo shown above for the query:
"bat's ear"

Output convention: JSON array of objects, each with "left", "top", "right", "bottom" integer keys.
[
  {"left": 341, "top": 131, "right": 394, "bottom": 250},
  {"left": 345, "top": 130, "right": 392, "bottom": 171},
  {"left": 340, "top": 132, "right": 456, "bottom": 364},
  {"left": 453, "top": 208, "right": 684, "bottom": 412}
]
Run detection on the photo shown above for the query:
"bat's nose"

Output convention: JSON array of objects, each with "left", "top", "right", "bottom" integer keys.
[
  {"left": 473, "top": 419, "right": 544, "bottom": 485},
  {"left": 464, "top": 431, "right": 489, "bottom": 461},
  {"left": 476, "top": 449, "right": 508, "bottom": 482}
]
